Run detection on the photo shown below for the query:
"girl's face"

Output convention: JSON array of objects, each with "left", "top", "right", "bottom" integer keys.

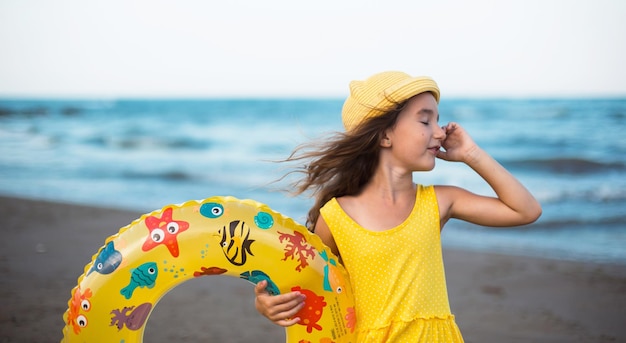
[{"left": 382, "top": 92, "right": 446, "bottom": 172}]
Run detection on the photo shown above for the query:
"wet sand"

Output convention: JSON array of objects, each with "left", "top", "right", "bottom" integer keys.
[{"left": 0, "top": 195, "right": 624, "bottom": 342}]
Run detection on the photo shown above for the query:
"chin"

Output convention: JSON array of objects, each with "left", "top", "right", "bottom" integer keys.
[
  {"left": 415, "top": 163, "right": 436, "bottom": 172},
  {"left": 426, "top": 159, "right": 437, "bottom": 170}
]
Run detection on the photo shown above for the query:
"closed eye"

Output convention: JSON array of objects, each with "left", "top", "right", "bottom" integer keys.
[{"left": 417, "top": 108, "right": 439, "bottom": 124}]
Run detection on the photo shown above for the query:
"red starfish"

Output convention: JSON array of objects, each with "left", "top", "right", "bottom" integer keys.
[{"left": 142, "top": 207, "right": 189, "bottom": 257}]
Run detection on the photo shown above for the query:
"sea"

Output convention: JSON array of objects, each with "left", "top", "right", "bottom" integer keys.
[{"left": 1, "top": 98, "right": 625, "bottom": 265}]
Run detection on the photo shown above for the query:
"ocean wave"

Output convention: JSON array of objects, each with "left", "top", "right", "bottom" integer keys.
[
  {"left": 503, "top": 158, "right": 625, "bottom": 174},
  {"left": 117, "top": 169, "right": 273, "bottom": 190},
  {"left": 524, "top": 215, "right": 626, "bottom": 230},
  {"left": 535, "top": 185, "right": 626, "bottom": 204},
  {"left": 120, "top": 170, "right": 197, "bottom": 181},
  {"left": 452, "top": 214, "right": 626, "bottom": 231},
  {"left": 0, "top": 104, "right": 88, "bottom": 117},
  {"left": 85, "top": 136, "right": 211, "bottom": 150},
  {"left": 0, "top": 106, "right": 50, "bottom": 117}
]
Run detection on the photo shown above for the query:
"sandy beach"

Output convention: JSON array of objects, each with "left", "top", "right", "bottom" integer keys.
[{"left": 0, "top": 195, "right": 624, "bottom": 343}]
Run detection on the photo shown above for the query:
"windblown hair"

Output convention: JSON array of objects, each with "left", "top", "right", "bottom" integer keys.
[{"left": 284, "top": 102, "right": 406, "bottom": 231}]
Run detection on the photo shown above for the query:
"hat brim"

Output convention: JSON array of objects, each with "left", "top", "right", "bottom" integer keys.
[{"left": 342, "top": 75, "right": 439, "bottom": 131}]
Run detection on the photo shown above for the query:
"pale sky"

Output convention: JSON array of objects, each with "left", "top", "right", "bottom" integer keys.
[{"left": 1, "top": 0, "right": 625, "bottom": 98}]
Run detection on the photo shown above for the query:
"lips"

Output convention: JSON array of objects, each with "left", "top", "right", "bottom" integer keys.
[{"left": 428, "top": 146, "right": 441, "bottom": 154}]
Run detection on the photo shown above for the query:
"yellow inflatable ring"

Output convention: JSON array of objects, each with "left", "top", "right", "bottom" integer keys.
[{"left": 62, "top": 196, "right": 356, "bottom": 342}]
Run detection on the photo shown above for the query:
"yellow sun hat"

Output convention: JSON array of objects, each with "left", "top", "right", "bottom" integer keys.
[{"left": 341, "top": 71, "right": 440, "bottom": 132}]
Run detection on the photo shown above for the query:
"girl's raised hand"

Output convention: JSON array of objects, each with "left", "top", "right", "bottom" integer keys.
[
  {"left": 254, "top": 280, "right": 306, "bottom": 327},
  {"left": 436, "top": 122, "right": 479, "bottom": 164}
]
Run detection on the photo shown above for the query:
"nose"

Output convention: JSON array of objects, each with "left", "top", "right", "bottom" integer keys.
[{"left": 435, "top": 125, "right": 446, "bottom": 141}]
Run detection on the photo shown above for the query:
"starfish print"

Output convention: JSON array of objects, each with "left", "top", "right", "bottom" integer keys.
[{"left": 142, "top": 207, "right": 189, "bottom": 257}]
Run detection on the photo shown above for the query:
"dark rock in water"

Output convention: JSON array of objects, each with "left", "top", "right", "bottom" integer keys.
[
  {"left": 0, "top": 106, "right": 48, "bottom": 117},
  {"left": 0, "top": 107, "right": 15, "bottom": 116},
  {"left": 21, "top": 107, "right": 48, "bottom": 116},
  {"left": 62, "top": 107, "right": 81, "bottom": 116}
]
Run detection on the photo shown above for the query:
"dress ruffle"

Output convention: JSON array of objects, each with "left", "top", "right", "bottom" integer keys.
[{"left": 356, "top": 315, "right": 464, "bottom": 343}]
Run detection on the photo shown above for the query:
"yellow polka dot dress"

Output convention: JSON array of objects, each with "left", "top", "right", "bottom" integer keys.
[{"left": 320, "top": 185, "right": 464, "bottom": 342}]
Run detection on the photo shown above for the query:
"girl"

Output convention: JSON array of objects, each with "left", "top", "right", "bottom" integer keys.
[{"left": 254, "top": 71, "right": 542, "bottom": 342}]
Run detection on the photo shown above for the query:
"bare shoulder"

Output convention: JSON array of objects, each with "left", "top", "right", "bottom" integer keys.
[
  {"left": 433, "top": 185, "right": 469, "bottom": 226},
  {"left": 335, "top": 195, "right": 357, "bottom": 212},
  {"left": 313, "top": 215, "right": 340, "bottom": 257},
  {"left": 433, "top": 185, "right": 465, "bottom": 207}
]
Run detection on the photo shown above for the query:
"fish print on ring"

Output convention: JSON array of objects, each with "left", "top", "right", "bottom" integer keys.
[{"left": 217, "top": 220, "right": 256, "bottom": 266}]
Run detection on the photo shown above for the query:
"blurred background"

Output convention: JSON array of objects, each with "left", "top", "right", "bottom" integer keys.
[
  {"left": 2, "top": 2, "right": 626, "bottom": 342},
  {"left": 1, "top": 1, "right": 625, "bottom": 262}
]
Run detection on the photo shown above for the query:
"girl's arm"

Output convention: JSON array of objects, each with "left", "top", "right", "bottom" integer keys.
[
  {"left": 436, "top": 122, "right": 542, "bottom": 227},
  {"left": 253, "top": 216, "right": 338, "bottom": 326}
]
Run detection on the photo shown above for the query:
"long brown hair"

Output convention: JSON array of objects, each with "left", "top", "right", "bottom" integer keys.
[{"left": 282, "top": 102, "right": 406, "bottom": 231}]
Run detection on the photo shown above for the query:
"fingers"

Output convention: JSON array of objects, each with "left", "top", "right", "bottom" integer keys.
[
  {"left": 271, "top": 299, "right": 306, "bottom": 327},
  {"left": 254, "top": 280, "right": 306, "bottom": 327},
  {"left": 254, "top": 280, "right": 269, "bottom": 296},
  {"left": 438, "top": 122, "right": 480, "bottom": 164},
  {"left": 436, "top": 148, "right": 450, "bottom": 161},
  {"left": 275, "top": 315, "right": 302, "bottom": 327},
  {"left": 442, "top": 121, "right": 459, "bottom": 133},
  {"left": 257, "top": 290, "right": 306, "bottom": 319}
]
